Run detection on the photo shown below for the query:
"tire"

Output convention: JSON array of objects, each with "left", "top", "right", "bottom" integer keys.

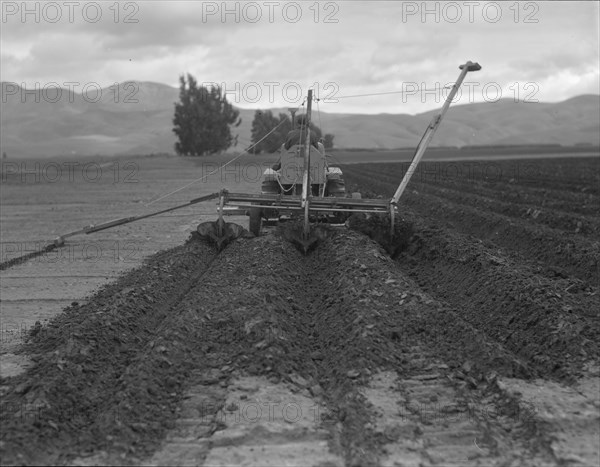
[{"left": 249, "top": 208, "right": 262, "bottom": 236}]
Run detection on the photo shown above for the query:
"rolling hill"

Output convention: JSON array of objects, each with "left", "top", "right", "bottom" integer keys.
[{"left": 1, "top": 81, "right": 598, "bottom": 158}]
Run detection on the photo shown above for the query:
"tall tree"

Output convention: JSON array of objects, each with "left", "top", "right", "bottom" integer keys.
[
  {"left": 323, "top": 133, "right": 335, "bottom": 149},
  {"left": 173, "top": 74, "right": 241, "bottom": 156}
]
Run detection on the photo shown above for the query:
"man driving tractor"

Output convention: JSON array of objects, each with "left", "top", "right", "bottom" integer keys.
[
  {"left": 285, "top": 114, "right": 319, "bottom": 149},
  {"left": 272, "top": 114, "right": 321, "bottom": 171}
]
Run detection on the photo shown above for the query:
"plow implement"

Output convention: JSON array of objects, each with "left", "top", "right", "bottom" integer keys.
[
  {"left": 198, "top": 61, "right": 482, "bottom": 253},
  {"left": 220, "top": 192, "right": 392, "bottom": 252},
  {"left": 38, "top": 61, "right": 480, "bottom": 256}
]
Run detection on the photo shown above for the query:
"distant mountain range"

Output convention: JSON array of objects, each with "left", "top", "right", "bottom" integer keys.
[{"left": 1, "top": 81, "right": 598, "bottom": 158}]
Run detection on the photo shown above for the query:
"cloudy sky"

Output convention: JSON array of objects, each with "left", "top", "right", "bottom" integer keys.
[{"left": 2, "top": 1, "right": 599, "bottom": 114}]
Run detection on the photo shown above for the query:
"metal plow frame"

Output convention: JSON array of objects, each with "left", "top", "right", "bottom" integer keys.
[
  {"left": 220, "top": 191, "right": 393, "bottom": 252},
  {"left": 223, "top": 192, "right": 391, "bottom": 213}
]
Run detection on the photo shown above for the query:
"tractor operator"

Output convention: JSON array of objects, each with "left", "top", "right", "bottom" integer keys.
[
  {"left": 284, "top": 114, "right": 319, "bottom": 150},
  {"left": 272, "top": 114, "right": 320, "bottom": 171}
]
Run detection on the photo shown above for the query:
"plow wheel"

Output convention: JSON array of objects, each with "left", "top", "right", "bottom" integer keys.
[{"left": 249, "top": 207, "right": 263, "bottom": 236}]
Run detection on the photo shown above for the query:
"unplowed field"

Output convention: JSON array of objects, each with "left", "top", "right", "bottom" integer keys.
[{"left": 1, "top": 156, "right": 598, "bottom": 466}]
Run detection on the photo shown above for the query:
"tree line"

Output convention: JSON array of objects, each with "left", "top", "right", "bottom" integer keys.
[{"left": 172, "top": 74, "right": 334, "bottom": 156}]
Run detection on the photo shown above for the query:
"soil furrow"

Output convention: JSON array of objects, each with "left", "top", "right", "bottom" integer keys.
[
  {"left": 402, "top": 190, "right": 599, "bottom": 285},
  {"left": 394, "top": 216, "right": 598, "bottom": 380},
  {"left": 410, "top": 180, "right": 600, "bottom": 235},
  {"left": 345, "top": 162, "right": 599, "bottom": 210},
  {"left": 133, "top": 230, "right": 565, "bottom": 465},
  {"left": 1, "top": 220, "right": 597, "bottom": 465},
  {"left": 0, "top": 238, "right": 219, "bottom": 465},
  {"left": 343, "top": 166, "right": 599, "bottom": 285},
  {"left": 418, "top": 178, "right": 600, "bottom": 217}
]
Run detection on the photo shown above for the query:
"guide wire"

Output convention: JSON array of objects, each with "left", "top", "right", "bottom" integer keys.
[{"left": 328, "top": 86, "right": 452, "bottom": 100}]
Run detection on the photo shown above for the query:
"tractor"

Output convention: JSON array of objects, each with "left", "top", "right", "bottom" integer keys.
[{"left": 246, "top": 134, "right": 356, "bottom": 236}]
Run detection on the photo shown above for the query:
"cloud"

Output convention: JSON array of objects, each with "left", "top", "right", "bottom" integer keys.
[{"left": 1, "top": 1, "right": 598, "bottom": 114}]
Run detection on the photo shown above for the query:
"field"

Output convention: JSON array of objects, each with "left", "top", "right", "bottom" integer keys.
[{"left": 0, "top": 153, "right": 599, "bottom": 466}]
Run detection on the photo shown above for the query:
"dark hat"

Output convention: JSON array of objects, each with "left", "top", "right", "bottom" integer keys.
[{"left": 296, "top": 114, "right": 308, "bottom": 124}]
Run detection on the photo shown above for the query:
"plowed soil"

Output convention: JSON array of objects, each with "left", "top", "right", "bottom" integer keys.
[
  {"left": 342, "top": 157, "right": 599, "bottom": 381},
  {"left": 1, "top": 156, "right": 598, "bottom": 466}
]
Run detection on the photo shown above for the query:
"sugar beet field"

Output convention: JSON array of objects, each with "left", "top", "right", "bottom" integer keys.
[{"left": 0, "top": 154, "right": 599, "bottom": 466}]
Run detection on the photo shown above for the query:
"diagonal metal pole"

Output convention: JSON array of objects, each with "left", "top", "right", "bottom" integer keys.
[
  {"left": 391, "top": 61, "right": 481, "bottom": 207},
  {"left": 302, "top": 89, "right": 313, "bottom": 239},
  {"left": 54, "top": 192, "right": 221, "bottom": 245},
  {"left": 388, "top": 61, "right": 481, "bottom": 237}
]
